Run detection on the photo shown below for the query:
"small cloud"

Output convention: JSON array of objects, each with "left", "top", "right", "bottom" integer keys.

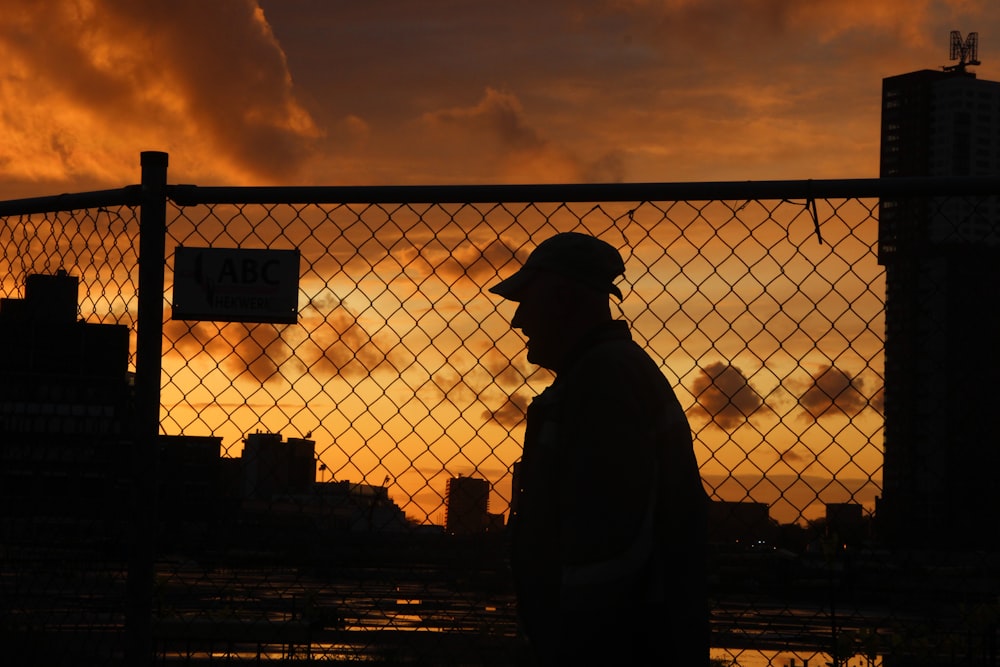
[
  {"left": 869, "top": 386, "right": 884, "bottom": 415},
  {"left": 484, "top": 393, "right": 530, "bottom": 428},
  {"left": 796, "top": 364, "right": 868, "bottom": 420},
  {"left": 687, "top": 361, "right": 765, "bottom": 431},
  {"left": 422, "top": 87, "right": 543, "bottom": 151},
  {"left": 778, "top": 446, "right": 806, "bottom": 464},
  {"left": 228, "top": 323, "right": 293, "bottom": 385},
  {"left": 165, "top": 319, "right": 297, "bottom": 385},
  {"left": 429, "top": 237, "right": 528, "bottom": 290},
  {"left": 310, "top": 308, "right": 406, "bottom": 379},
  {"left": 418, "top": 87, "right": 625, "bottom": 183}
]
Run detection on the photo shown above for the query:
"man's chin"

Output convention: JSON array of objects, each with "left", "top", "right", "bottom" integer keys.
[{"left": 525, "top": 345, "right": 555, "bottom": 371}]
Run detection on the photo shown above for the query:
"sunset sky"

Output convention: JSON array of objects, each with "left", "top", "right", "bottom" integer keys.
[
  {"left": 2, "top": 1, "right": 987, "bottom": 524},
  {"left": 2, "top": 0, "right": 999, "bottom": 200}
]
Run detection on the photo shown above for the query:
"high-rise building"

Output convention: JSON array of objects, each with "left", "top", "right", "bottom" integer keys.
[
  {"left": 241, "top": 431, "right": 316, "bottom": 499},
  {"left": 444, "top": 475, "right": 490, "bottom": 536},
  {"left": 877, "top": 64, "right": 1000, "bottom": 550},
  {"left": 0, "top": 271, "right": 132, "bottom": 541}
]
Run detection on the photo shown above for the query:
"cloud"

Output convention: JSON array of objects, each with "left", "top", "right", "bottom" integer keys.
[
  {"left": 778, "top": 446, "right": 807, "bottom": 465},
  {"left": 422, "top": 236, "right": 528, "bottom": 292},
  {"left": 165, "top": 300, "right": 408, "bottom": 385},
  {"left": 423, "top": 87, "right": 544, "bottom": 153},
  {"left": 476, "top": 346, "right": 537, "bottom": 428},
  {"left": 308, "top": 306, "right": 407, "bottom": 380},
  {"left": 4, "top": 0, "right": 997, "bottom": 196},
  {"left": 228, "top": 323, "right": 296, "bottom": 384},
  {"left": 795, "top": 364, "right": 870, "bottom": 420},
  {"left": 418, "top": 87, "right": 627, "bottom": 183},
  {"left": 165, "top": 319, "right": 297, "bottom": 385},
  {"left": 166, "top": 320, "right": 245, "bottom": 360},
  {"left": 869, "top": 386, "right": 884, "bottom": 415},
  {"left": 485, "top": 394, "right": 531, "bottom": 428},
  {"left": 687, "top": 361, "right": 766, "bottom": 430},
  {"left": 611, "top": 0, "right": 937, "bottom": 60},
  {"left": 0, "top": 0, "right": 319, "bottom": 190}
]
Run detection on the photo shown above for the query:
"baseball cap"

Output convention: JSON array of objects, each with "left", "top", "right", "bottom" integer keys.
[{"left": 489, "top": 232, "right": 625, "bottom": 301}]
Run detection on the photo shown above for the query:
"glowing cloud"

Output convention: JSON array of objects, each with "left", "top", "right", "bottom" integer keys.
[
  {"left": 0, "top": 0, "right": 320, "bottom": 191},
  {"left": 687, "top": 361, "right": 766, "bottom": 431},
  {"left": 796, "top": 364, "right": 870, "bottom": 420},
  {"left": 418, "top": 87, "right": 626, "bottom": 183}
]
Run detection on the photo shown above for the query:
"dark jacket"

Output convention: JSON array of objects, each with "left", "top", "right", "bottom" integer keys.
[{"left": 510, "top": 320, "right": 709, "bottom": 665}]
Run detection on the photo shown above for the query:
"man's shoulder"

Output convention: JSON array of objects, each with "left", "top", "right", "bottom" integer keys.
[
  {"left": 577, "top": 332, "right": 661, "bottom": 376},
  {"left": 565, "top": 340, "right": 675, "bottom": 409}
]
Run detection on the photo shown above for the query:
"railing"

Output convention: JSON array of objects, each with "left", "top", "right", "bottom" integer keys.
[{"left": 1, "top": 152, "right": 997, "bottom": 666}]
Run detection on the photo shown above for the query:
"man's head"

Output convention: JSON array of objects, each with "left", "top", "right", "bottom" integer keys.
[
  {"left": 489, "top": 232, "right": 625, "bottom": 371},
  {"left": 489, "top": 232, "right": 625, "bottom": 302}
]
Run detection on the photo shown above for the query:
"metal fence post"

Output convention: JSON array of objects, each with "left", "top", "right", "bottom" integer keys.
[{"left": 126, "top": 151, "right": 168, "bottom": 666}]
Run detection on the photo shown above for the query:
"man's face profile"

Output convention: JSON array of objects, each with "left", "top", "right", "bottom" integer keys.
[{"left": 510, "top": 275, "right": 573, "bottom": 371}]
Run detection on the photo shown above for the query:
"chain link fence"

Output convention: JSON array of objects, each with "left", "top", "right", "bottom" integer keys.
[{"left": 1, "top": 154, "right": 997, "bottom": 666}]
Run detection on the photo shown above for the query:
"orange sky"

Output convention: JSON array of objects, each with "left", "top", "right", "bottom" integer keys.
[
  {"left": 134, "top": 197, "right": 886, "bottom": 526},
  {"left": 1, "top": 0, "right": 981, "bottom": 524},
  {"left": 1, "top": 0, "right": 998, "bottom": 199}
]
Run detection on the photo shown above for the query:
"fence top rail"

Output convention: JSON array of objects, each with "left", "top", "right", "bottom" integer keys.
[
  {"left": 0, "top": 185, "right": 142, "bottom": 217},
  {"left": 167, "top": 176, "right": 1000, "bottom": 206},
  {"left": 0, "top": 176, "right": 997, "bottom": 215}
]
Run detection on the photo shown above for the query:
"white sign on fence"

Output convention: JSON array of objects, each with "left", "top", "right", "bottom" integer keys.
[{"left": 171, "top": 246, "right": 300, "bottom": 324}]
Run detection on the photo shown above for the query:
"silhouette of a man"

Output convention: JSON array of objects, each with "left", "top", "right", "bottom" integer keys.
[{"left": 490, "top": 232, "right": 709, "bottom": 666}]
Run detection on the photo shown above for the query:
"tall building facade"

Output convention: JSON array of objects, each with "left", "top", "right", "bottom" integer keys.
[
  {"left": 241, "top": 431, "right": 316, "bottom": 499},
  {"left": 878, "top": 68, "right": 1000, "bottom": 550},
  {"left": 445, "top": 475, "right": 490, "bottom": 535},
  {"left": 0, "top": 271, "right": 132, "bottom": 542}
]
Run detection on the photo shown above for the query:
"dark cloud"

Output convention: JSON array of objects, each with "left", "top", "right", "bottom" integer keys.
[
  {"left": 0, "top": 0, "right": 319, "bottom": 187},
  {"left": 778, "top": 446, "right": 806, "bottom": 465},
  {"left": 608, "top": 0, "right": 938, "bottom": 66},
  {"left": 166, "top": 320, "right": 296, "bottom": 385},
  {"left": 687, "top": 361, "right": 766, "bottom": 431},
  {"left": 425, "top": 237, "right": 528, "bottom": 289},
  {"left": 869, "top": 386, "right": 884, "bottom": 415},
  {"left": 4, "top": 0, "right": 997, "bottom": 193},
  {"left": 796, "top": 364, "right": 869, "bottom": 420},
  {"left": 423, "top": 365, "right": 529, "bottom": 431},
  {"left": 106, "top": 0, "right": 321, "bottom": 177},
  {"left": 165, "top": 303, "right": 407, "bottom": 385},
  {"left": 228, "top": 323, "right": 294, "bottom": 384},
  {"left": 485, "top": 393, "right": 531, "bottom": 429},
  {"left": 166, "top": 320, "right": 238, "bottom": 358},
  {"left": 423, "top": 88, "right": 545, "bottom": 152},
  {"left": 417, "top": 87, "right": 623, "bottom": 183},
  {"left": 479, "top": 347, "right": 538, "bottom": 391},
  {"left": 475, "top": 346, "right": 538, "bottom": 428},
  {"left": 309, "top": 308, "right": 408, "bottom": 380}
]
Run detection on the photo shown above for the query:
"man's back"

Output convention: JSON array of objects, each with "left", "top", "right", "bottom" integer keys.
[{"left": 510, "top": 321, "right": 709, "bottom": 664}]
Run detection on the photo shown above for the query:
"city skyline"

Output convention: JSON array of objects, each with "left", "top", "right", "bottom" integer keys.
[
  {"left": 2, "top": 8, "right": 997, "bottom": 661},
  {"left": 0, "top": 2, "right": 998, "bottom": 200},
  {"left": 3, "top": 5, "right": 992, "bottom": 529},
  {"left": 1, "top": 192, "right": 888, "bottom": 529}
]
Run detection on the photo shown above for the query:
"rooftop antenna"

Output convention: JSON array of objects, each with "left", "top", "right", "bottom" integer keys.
[{"left": 943, "top": 30, "right": 980, "bottom": 72}]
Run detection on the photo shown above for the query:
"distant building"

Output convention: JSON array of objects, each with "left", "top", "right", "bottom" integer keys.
[
  {"left": 825, "top": 502, "right": 867, "bottom": 545},
  {"left": 156, "top": 431, "right": 416, "bottom": 548},
  {"left": 158, "top": 434, "right": 227, "bottom": 541},
  {"left": 707, "top": 500, "right": 775, "bottom": 544},
  {"left": 878, "top": 66, "right": 1000, "bottom": 550},
  {"left": 445, "top": 475, "right": 491, "bottom": 535},
  {"left": 241, "top": 431, "right": 316, "bottom": 500},
  {"left": 0, "top": 271, "right": 131, "bottom": 540},
  {"left": 279, "top": 480, "right": 414, "bottom": 533}
]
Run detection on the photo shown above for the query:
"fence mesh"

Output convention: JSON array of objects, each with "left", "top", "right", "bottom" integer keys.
[{"left": 1, "top": 174, "right": 996, "bottom": 666}]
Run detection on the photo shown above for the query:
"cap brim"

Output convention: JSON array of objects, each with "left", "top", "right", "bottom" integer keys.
[{"left": 488, "top": 268, "right": 536, "bottom": 301}]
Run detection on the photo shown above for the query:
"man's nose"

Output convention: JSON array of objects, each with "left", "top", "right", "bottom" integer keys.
[{"left": 510, "top": 303, "right": 526, "bottom": 330}]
